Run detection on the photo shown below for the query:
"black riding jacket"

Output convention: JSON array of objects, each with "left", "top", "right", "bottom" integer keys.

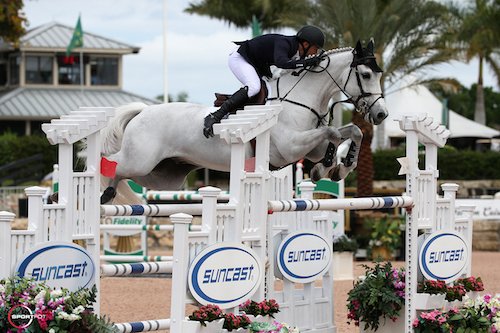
[{"left": 236, "top": 34, "right": 308, "bottom": 78}]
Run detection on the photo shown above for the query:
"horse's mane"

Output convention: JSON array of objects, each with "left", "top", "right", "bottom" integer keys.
[{"left": 269, "top": 46, "right": 354, "bottom": 81}]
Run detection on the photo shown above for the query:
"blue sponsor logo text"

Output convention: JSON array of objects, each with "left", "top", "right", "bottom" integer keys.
[
  {"left": 428, "top": 248, "right": 465, "bottom": 264},
  {"left": 31, "top": 261, "right": 89, "bottom": 281},
  {"left": 287, "top": 248, "right": 326, "bottom": 263},
  {"left": 202, "top": 265, "right": 254, "bottom": 283}
]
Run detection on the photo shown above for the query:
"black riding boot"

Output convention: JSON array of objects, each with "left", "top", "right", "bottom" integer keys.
[{"left": 203, "top": 87, "right": 249, "bottom": 138}]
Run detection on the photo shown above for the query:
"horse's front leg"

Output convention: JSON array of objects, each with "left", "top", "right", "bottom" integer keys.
[{"left": 308, "top": 124, "right": 363, "bottom": 182}]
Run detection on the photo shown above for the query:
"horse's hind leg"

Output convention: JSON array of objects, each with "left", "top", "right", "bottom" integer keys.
[{"left": 101, "top": 177, "right": 122, "bottom": 204}]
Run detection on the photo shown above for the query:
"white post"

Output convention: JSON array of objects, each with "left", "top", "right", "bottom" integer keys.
[
  {"left": 199, "top": 186, "right": 221, "bottom": 243},
  {"left": 441, "top": 183, "right": 459, "bottom": 229},
  {"left": 0, "top": 211, "right": 15, "bottom": 279},
  {"left": 405, "top": 129, "right": 419, "bottom": 333},
  {"left": 57, "top": 143, "right": 74, "bottom": 241},
  {"left": 170, "top": 213, "right": 193, "bottom": 333},
  {"left": 25, "top": 186, "right": 47, "bottom": 243}
]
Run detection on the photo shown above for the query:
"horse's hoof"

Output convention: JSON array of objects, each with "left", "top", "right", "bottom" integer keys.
[
  {"left": 310, "top": 165, "right": 322, "bottom": 182},
  {"left": 329, "top": 165, "right": 342, "bottom": 182},
  {"left": 100, "top": 187, "right": 116, "bottom": 204}
]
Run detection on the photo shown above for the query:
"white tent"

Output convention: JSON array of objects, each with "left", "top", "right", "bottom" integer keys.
[{"left": 374, "top": 84, "right": 500, "bottom": 148}]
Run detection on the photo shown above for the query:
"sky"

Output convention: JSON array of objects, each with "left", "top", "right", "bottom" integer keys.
[{"left": 23, "top": 0, "right": 498, "bottom": 106}]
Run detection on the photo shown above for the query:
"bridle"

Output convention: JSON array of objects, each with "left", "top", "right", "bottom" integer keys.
[{"left": 268, "top": 50, "right": 384, "bottom": 127}]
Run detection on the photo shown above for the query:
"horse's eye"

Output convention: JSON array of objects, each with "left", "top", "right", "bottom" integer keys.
[{"left": 362, "top": 73, "right": 371, "bottom": 80}]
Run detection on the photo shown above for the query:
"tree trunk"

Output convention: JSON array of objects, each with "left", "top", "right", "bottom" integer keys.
[
  {"left": 474, "top": 56, "right": 486, "bottom": 125},
  {"left": 352, "top": 111, "right": 374, "bottom": 197}
]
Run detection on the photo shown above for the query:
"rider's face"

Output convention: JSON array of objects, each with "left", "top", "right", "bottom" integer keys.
[{"left": 299, "top": 42, "right": 319, "bottom": 57}]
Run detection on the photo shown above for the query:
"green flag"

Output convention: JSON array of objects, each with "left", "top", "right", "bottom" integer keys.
[{"left": 66, "top": 16, "right": 83, "bottom": 56}]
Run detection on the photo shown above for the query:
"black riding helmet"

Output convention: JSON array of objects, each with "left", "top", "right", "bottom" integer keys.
[{"left": 296, "top": 25, "right": 325, "bottom": 48}]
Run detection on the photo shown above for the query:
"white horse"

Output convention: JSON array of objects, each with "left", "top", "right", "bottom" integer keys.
[{"left": 99, "top": 40, "right": 387, "bottom": 203}]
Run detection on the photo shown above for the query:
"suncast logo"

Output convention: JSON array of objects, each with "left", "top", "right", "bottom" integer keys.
[
  {"left": 188, "top": 243, "right": 262, "bottom": 309},
  {"left": 419, "top": 231, "right": 469, "bottom": 284},
  {"left": 15, "top": 242, "right": 96, "bottom": 291},
  {"left": 278, "top": 231, "right": 332, "bottom": 283}
]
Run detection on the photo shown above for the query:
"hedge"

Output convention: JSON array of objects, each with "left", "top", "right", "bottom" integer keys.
[{"left": 373, "top": 147, "right": 500, "bottom": 180}]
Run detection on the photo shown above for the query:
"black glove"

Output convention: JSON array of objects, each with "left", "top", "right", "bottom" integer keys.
[{"left": 303, "top": 56, "right": 321, "bottom": 67}]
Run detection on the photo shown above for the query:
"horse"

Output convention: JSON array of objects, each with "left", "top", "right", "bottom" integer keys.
[{"left": 99, "top": 40, "right": 388, "bottom": 204}]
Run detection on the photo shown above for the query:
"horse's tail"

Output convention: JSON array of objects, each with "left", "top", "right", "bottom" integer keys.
[{"left": 101, "top": 102, "right": 148, "bottom": 156}]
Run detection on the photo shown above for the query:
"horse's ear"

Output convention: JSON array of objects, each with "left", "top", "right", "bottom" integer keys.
[
  {"left": 367, "top": 39, "right": 375, "bottom": 54},
  {"left": 354, "top": 40, "right": 363, "bottom": 55}
]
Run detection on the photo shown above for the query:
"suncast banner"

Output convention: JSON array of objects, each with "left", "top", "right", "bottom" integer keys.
[
  {"left": 188, "top": 242, "right": 262, "bottom": 309},
  {"left": 15, "top": 242, "right": 96, "bottom": 291},
  {"left": 419, "top": 230, "right": 469, "bottom": 284},
  {"left": 277, "top": 230, "right": 332, "bottom": 283}
]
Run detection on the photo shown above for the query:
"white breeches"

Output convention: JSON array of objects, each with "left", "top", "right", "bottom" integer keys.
[{"left": 228, "top": 49, "right": 261, "bottom": 97}]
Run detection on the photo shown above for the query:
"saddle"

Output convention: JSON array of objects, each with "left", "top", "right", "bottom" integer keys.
[{"left": 213, "top": 79, "right": 268, "bottom": 107}]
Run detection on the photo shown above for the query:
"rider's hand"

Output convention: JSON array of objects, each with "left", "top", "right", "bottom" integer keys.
[{"left": 303, "top": 56, "right": 321, "bottom": 67}]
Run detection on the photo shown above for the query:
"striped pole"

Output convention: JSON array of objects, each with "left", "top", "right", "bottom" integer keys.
[
  {"left": 100, "top": 261, "right": 172, "bottom": 277},
  {"left": 268, "top": 196, "right": 414, "bottom": 213},
  {"left": 145, "top": 191, "right": 230, "bottom": 202},
  {"left": 114, "top": 318, "right": 170, "bottom": 332},
  {"left": 100, "top": 224, "right": 202, "bottom": 232},
  {"left": 100, "top": 204, "right": 203, "bottom": 217},
  {"left": 100, "top": 255, "right": 173, "bottom": 263}
]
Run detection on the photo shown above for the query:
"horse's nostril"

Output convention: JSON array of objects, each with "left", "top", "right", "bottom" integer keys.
[{"left": 377, "top": 112, "right": 387, "bottom": 120}]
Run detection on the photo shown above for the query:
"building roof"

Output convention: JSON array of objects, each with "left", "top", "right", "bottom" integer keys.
[
  {"left": 0, "top": 87, "right": 160, "bottom": 120},
  {"left": 1, "top": 22, "right": 139, "bottom": 54}
]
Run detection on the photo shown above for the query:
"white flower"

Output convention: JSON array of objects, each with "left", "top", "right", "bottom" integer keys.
[
  {"left": 72, "top": 305, "right": 85, "bottom": 315},
  {"left": 57, "top": 311, "right": 81, "bottom": 321},
  {"left": 49, "top": 329, "right": 55, "bottom": 333},
  {"left": 50, "top": 289, "right": 63, "bottom": 298},
  {"left": 35, "top": 290, "right": 46, "bottom": 301},
  {"left": 0, "top": 285, "right": 5, "bottom": 293}
]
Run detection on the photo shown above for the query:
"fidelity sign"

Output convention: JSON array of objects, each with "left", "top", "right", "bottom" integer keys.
[
  {"left": 277, "top": 231, "right": 332, "bottom": 283},
  {"left": 419, "top": 231, "right": 469, "bottom": 284},
  {"left": 15, "top": 242, "right": 96, "bottom": 291},
  {"left": 188, "top": 243, "right": 262, "bottom": 309}
]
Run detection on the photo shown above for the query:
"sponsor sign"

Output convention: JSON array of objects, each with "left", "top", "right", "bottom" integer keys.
[
  {"left": 277, "top": 230, "right": 332, "bottom": 283},
  {"left": 455, "top": 199, "right": 500, "bottom": 220},
  {"left": 419, "top": 230, "right": 469, "bottom": 284},
  {"left": 101, "top": 215, "right": 146, "bottom": 236},
  {"left": 15, "top": 242, "right": 96, "bottom": 291},
  {"left": 188, "top": 243, "right": 262, "bottom": 309}
]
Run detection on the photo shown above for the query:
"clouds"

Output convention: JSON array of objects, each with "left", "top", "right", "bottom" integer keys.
[{"left": 23, "top": 0, "right": 498, "bottom": 105}]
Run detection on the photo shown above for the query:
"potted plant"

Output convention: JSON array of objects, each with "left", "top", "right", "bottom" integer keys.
[
  {"left": 186, "top": 304, "right": 225, "bottom": 332},
  {"left": 454, "top": 276, "right": 484, "bottom": 300},
  {"left": 347, "top": 262, "right": 405, "bottom": 332},
  {"left": 248, "top": 321, "right": 299, "bottom": 332},
  {"left": 239, "top": 299, "right": 279, "bottom": 324},
  {"left": 0, "top": 276, "right": 117, "bottom": 332},
  {"left": 222, "top": 313, "right": 251, "bottom": 332},
  {"left": 367, "top": 215, "right": 403, "bottom": 260},
  {"left": 416, "top": 280, "right": 447, "bottom": 310},
  {"left": 444, "top": 285, "right": 467, "bottom": 310},
  {"left": 332, "top": 235, "right": 358, "bottom": 280},
  {"left": 413, "top": 294, "right": 497, "bottom": 332}
]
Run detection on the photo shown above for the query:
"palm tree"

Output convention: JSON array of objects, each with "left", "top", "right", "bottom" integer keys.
[
  {"left": 311, "top": 0, "right": 459, "bottom": 196},
  {"left": 456, "top": 0, "right": 500, "bottom": 125}
]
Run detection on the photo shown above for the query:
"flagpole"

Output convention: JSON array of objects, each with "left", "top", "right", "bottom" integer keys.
[
  {"left": 163, "top": 0, "right": 168, "bottom": 103},
  {"left": 80, "top": 50, "right": 84, "bottom": 104}
]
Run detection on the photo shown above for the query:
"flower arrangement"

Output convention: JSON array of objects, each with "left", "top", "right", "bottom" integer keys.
[
  {"left": 367, "top": 215, "right": 403, "bottom": 258},
  {"left": 346, "top": 262, "right": 405, "bottom": 331},
  {"left": 188, "top": 304, "right": 224, "bottom": 326},
  {"left": 222, "top": 313, "right": 251, "bottom": 331},
  {"left": 333, "top": 235, "right": 358, "bottom": 253},
  {"left": 455, "top": 276, "right": 485, "bottom": 292},
  {"left": 418, "top": 279, "right": 447, "bottom": 295},
  {"left": 0, "top": 276, "right": 117, "bottom": 333},
  {"left": 240, "top": 299, "right": 280, "bottom": 318},
  {"left": 445, "top": 285, "right": 467, "bottom": 302},
  {"left": 248, "top": 320, "right": 299, "bottom": 333},
  {"left": 413, "top": 293, "right": 500, "bottom": 332}
]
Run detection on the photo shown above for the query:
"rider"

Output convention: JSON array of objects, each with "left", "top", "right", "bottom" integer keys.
[{"left": 203, "top": 25, "right": 326, "bottom": 138}]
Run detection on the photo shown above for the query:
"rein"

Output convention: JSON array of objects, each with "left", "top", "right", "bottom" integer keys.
[{"left": 268, "top": 50, "right": 384, "bottom": 127}]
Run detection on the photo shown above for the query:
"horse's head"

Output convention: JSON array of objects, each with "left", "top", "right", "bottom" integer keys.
[{"left": 342, "top": 40, "right": 387, "bottom": 125}]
